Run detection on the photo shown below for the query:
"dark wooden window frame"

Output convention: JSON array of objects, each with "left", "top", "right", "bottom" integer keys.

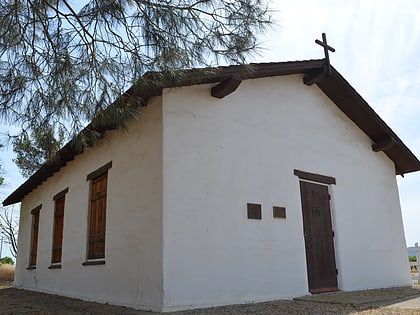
[
  {"left": 28, "top": 205, "right": 42, "bottom": 269},
  {"left": 53, "top": 188, "right": 69, "bottom": 201},
  {"left": 293, "top": 169, "right": 336, "bottom": 185},
  {"left": 273, "top": 206, "right": 286, "bottom": 219},
  {"left": 86, "top": 161, "right": 112, "bottom": 181},
  {"left": 49, "top": 188, "right": 68, "bottom": 269},
  {"left": 84, "top": 162, "right": 112, "bottom": 266},
  {"left": 247, "top": 203, "right": 262, "bottom": 220},
  {"left": 82, "top": 260, "right": 106, "bottom": 266}
]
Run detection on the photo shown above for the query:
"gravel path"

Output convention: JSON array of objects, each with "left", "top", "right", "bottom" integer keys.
[{"left": 1, "top": 286, "right": 420, "bottom": 315}]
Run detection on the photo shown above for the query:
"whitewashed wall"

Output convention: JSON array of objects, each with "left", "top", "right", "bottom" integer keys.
[
  {"left": 161, "top": 75, "right": 410, "bottom": 311},
  {"left": 13, "top": 74, "right": 410, "bottom": 312},
  {"left": 14, "top": 97, "right": 164, "bottom": 311}
]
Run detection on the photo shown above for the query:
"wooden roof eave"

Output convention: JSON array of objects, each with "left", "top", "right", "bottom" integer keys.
[
  {"left": 316, "top": 67, "right": 420, "bottom": 175},
  {"left": 3, "top": 59, "right": 420, "bottom": 206}
]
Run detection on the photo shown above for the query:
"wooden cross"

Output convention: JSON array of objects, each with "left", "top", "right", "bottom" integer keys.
[{"left": 315, "top": 33, "right": 335, "bottom": 75}]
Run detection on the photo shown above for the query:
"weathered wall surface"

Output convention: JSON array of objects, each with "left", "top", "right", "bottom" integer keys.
[
  {"left": 13, "top": 74, "right": 410, "bottom": 312},
  {"left": 14, "top": 97, "right": 164, "bottom": 311},
  {"left": 161, "top": 75, "right": 409, "bottom": 311}
]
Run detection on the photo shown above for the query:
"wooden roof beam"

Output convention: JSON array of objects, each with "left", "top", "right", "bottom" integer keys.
[
  {"left": 211, "top": 76, "right": 242, "bottom": 99},
  {"left": 372, "top": 136, "right": 396, "bottom": 152},
  {"left": 303, "top": 70, "right": 326, "bottom": 86}
]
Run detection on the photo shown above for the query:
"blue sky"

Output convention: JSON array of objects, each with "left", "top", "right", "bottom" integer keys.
[{"left": 1, "top": 1, "right": 420, "bottom": 259}]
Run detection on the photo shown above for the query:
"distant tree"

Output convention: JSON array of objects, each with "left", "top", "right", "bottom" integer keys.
[
  {"left": 12, "top": 127, "right": 65, "bottom": 178},
  {"left": 0, "top": 256, "right": 14, "bottom": 265},
  {"left": 0, "top": 150, "right": 18, "bottom": 258},
  {"left": 0, "top": 0, "right": 272, "bottom": 177},
  {"left": 0, "top": 207, "right": 18, "bottom": 259},
  {"left": 409, "top": 255, "right": 417, "bottom": 262}
]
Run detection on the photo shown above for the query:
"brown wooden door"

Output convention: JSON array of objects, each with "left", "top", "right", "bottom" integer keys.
[
  {"left": 52, "top": 197, "right": 65, "bottom": 264},
  {"left": 29, "top": 211, "right": 40, "bottom": 267},
  {"left": 88, "top": 173, "right": 107, "bottom": 259},
  {"left": 299, "top": 181, "right": 338, "bottom": 293}
]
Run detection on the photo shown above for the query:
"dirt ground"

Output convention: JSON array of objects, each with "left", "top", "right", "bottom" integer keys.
[{"left": 1, "top": 282, "right": 420, "bottom": 315}]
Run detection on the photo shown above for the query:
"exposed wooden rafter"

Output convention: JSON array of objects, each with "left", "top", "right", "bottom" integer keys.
[
  {"left": 372, "top": 137, "right": 396, "bottom": 152},
  {"left": 211, "top": 76, "right": 242, "bottom": 98},
  {"left": 303, "top": 70, "right": 326, "bottom": 86},
  {"left": 3, "top": 60, "right": 420, "bottom": 206}
]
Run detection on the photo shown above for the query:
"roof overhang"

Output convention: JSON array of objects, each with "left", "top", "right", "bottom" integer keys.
[{"left": 3, "top": 59, "right": 420, "bottom": 206}]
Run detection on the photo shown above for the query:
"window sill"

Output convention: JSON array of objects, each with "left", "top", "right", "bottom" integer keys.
[
  {"left": 26, "top": 266, "right": 36, "bottom": 270},
  {"left": 82, "top": 260, "right": 105, "bottom": 266},
  {"left": 48, "top": 264, "right": 62, "bottom": 269}
]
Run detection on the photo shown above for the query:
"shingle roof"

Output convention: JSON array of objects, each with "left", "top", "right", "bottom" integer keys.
[{"left": 3, "top": 59, "right": 420, "bottom": 206}]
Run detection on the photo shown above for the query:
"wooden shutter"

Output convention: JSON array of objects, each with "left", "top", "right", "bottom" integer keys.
[
  {"left": 87, "top": 173, "right": 108, "bottom": 259},
  {"left": 29, "top": 207, "right": 41, "bottom": 267},
  {"left": 273, "top": 206, "right": 286, "bottom": 219},
  {"left": 51, "top": 196, "right": 65, "bottom": 264},
  {"left": 247, "top": 203, "right": 262, "bottom": 219}
]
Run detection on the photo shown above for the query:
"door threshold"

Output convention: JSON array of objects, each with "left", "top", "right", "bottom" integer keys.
[{"left": 310, "top": 287, "right": 339, "bottom": 294}]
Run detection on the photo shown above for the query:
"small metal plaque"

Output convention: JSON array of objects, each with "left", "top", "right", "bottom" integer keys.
[
  {"left": 273, "top": 206, "right": 286, "bottom": 219},
  {"left": 247, "top": 203, "right": 262, "bottom": 220}
]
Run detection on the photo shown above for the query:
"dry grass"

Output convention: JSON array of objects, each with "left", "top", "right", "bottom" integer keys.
[{"left": 0, "top": 264, "right": 15, "bottom": 282}]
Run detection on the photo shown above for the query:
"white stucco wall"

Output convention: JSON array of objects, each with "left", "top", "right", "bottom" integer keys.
[
  {"left": 13, "top": 74, "right": 410, "bottom": 312},
  {"left": 14, "top": 97, "right": 164, "bottom": 311},
  {"left": 161, "top": 75, "right": 410, "bottom": 311}
]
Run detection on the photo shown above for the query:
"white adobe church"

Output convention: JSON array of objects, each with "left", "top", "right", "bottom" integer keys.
[{"left": 3, "top": 58, "right": 420, "bottom": 312}]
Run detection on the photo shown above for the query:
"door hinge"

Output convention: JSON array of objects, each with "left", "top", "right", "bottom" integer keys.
[
  {"left": 332, "top": 230, "right": 335, "bottom": 237},
  {"left": 336, "top": 268, "right": 338, "bottom": 275},
  {"left": 328, "top": 194, "right": 331, "bottom": 200}
]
